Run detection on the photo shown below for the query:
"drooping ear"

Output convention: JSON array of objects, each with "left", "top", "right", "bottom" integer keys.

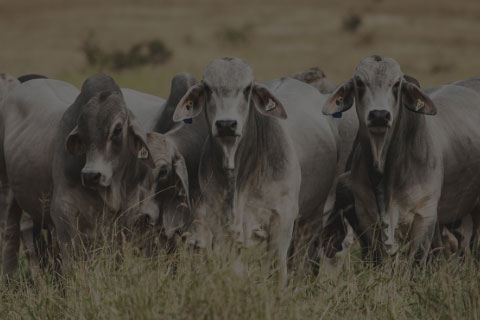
[
  {"left": 172, "top": 82, "right": 206, "bottom": 122},
  {"left": 403, "top": 75, "right": 421, "bottom": 88},
  {"left": 65, "top": 126, "right": 85, "bottom": 156},
  {"left": 401, "top": 80, "right": 436, "bottom": 115},
  {"left": 251, "top": 82, "right": 287, "bottom": 119},
  {"left": 173, "top": 153, "right": 191, "bottom": 210},
  {"left": 322, "top": 79, "right": 354, "bottom": 115},
  {"left": 128, "top": 116, "right": 155, "bottom": 168}
]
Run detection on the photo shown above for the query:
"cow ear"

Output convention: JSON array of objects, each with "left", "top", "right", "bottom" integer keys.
[
  {"left": 173, "top": 153, "right": 191, "bottom": 210},
  {"left": 401, "top": 80, "right": 436, "bottom": 115},
  {"left": 128, "top": 118, "right": 155, "bottom": 168},
  {"left": 251, "top": 82, "right": 287, "bottom": 119},
  {"left": 65, "top": 126, "right": 85, "bottom": 156},
  {"left": 322, "top": 79, "right": 354, "bottom": 115},
  {"left": 172, "top": 83, "right": 206, "bottom": 122}
]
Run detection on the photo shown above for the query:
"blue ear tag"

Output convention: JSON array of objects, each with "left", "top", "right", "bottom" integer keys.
[
  {"left": 332, "top": 112, "right": 342, "bottom": 118},
  {"left": 184, "top": 118, "right": 193, "bottom": 124}
]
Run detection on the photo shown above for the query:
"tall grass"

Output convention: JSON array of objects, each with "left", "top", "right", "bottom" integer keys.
[{"left": 0, "top": 242, "right": 478, "bottom": 319}]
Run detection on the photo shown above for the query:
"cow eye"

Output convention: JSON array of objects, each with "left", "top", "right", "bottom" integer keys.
[
  {"left": 355, "top": 77, "right": 365, "bottom": 89},
  {"left": 392, "top": 81, "right": 401, "bottom": 98},
  {"left": 158, "top": 164, "right": 169, "bottom": 179},
  {"left": 243, "top": 85, "right": 252, "bottom": 98},
  {"left": 112, "top": 125, "right": 122, "bottom": 139},
  {"left": 354, "top": 77, "right": 366, "bottom": 97}
]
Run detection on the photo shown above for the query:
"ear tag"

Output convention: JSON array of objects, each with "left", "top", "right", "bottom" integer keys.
[
  {"left": 415, "top": 99, "right": 425, "bottom": 111},
  {"left": 332, "top": 112, "right": 343, "bottom": 118},
  {"left": 185, "top": 100, "right": 194, "bottom": 111},
  {"left": 183, "top": 118, "right": 193, "bottom": 124},
  {"left": 265, "top": 98, "right": 276, "bottom": 111},
  {"left": 138, "top": 146, "right": 149, "bottom": 159},
  {"left": 335, "top": 97, "right": 344, "bottom": 106}
]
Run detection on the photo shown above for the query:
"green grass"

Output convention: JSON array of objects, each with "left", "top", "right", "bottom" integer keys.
[{"left": 0, "top": 243, "right": 478, "bottom": 319}]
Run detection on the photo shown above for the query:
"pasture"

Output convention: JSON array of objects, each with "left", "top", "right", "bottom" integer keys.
[{"left": 1, "top": 0, "right": 480, "bottom": 318}]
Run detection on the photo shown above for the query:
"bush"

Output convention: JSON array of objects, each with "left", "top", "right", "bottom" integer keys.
[{"left": 81, "top": 32, "right": 172, "bottom": 71}]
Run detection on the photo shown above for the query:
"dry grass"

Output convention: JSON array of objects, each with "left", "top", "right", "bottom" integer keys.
[
  {"left": 1, "top": 0, "right": 480, "bottom": 318},
  {"left": 0, "top": 243, "right": 479, "bottom": 319}
]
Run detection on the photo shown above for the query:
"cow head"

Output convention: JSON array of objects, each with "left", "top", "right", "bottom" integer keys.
[
  {"left": 172, "top": 57, "right": 286, "bottom": 170},
  {"left": 65, "top": 90, "right": 155, "bottom": 211},
  {"left": 323, "top": 55, "right": 436, "bottom": 173},
  {"left": 134, "top": 132, "right": 191, "bottom": 239}
]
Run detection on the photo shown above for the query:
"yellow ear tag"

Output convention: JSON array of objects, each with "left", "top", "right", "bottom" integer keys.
[
  {"left": 335, "top": 96, "right": 344, "bottom": 106},
  {"left": 186, "top": 100, "right": 194, "bottom": 111},
  {"left": 415, "top": 99, "right": 425, "bottom": 111},
  {"left": 138, "top": 146, "right": 149, "bottom": 159},
  {"left": 265, "top": 98, "right": 276, "bottom": 111}
]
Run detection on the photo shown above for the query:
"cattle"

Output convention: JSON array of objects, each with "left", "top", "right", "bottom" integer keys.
[
  {"left": 292, "top": 67, "right": 337, "bottom": 94},
  {"left": 322, "top": 55, "right": 480, "bottom": 263},
  {"left": 171, "top": 57, "right": 352, "bottom": 283},
  {"left": 1, "top": 74, "right": 156, "bottom": 278},
  {"left": 122, "top": 73, "right": 207, "bottom": 251}
]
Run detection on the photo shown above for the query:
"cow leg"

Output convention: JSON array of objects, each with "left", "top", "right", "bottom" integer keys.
[
  {"left": 2, "top": 195, "right": 22, "bottom": 280},
  {"left": 268, "top": 207, "right": 296, "bottom": 287},
  {"left": 50, "top": 193, "right": 79, "bottom": 273},
  {"left": 409, "top": 211, "right": 437, "bottom": 265},
  {"left": 19, "top": 213, "right": 43, "bottom": 278}
]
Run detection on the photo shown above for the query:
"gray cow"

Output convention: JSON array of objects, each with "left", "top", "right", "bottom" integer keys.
[
  {"left": 122, "top": 73, "right": 207, "bottom": 250},
  {"left": 172, "top": 57, "right": 342, "bottom": 283},
  {"left": 1, "top": 75, "right": 156, "bottom": 277},
  {"left": 292, "top": 67, "right": 337, "bottom": 94},
  {"left": 323, "top": 55, "right": 480, "bottom": 263}
]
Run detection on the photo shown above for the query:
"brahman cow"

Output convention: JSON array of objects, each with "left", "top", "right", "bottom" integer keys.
[
  {"left": 1, "top": 74, "right": 156, "bottom": 277},
  {"left": 323, "top": 55, "right": 480, "bottom": 263},
  {"left": 172, "top": 57, "right": 348, "bottom": 282},
  {"left": 122, "top": 73, "right": 208, "bottom": 251}
]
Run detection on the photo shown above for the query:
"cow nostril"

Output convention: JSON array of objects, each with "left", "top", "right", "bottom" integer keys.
[
  {"left": 82, "top": 171, "right": 101, "bottom": 186},
  {"left": 368, "top": 110, "right": 391, "bottom": 124},
  {"left": 215, "top": 120, "right": 238, "bottom": 136}
]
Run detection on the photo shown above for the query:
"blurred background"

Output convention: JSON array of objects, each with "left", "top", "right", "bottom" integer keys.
[{"left": 1, "top": 0, "right": 480, "bottom": 96}]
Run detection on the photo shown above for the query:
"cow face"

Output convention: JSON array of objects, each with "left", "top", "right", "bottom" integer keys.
[
  {"left": 172, "top": 57, "right": 286, "bottom": 170},
  {"left": 323, "top": 56, "right": 436, "bottom": 172},
  {"left": 65, "top": 91, "right": 154, "bottom": 210},
  {"left": 136, "top": 132, "right": 190, "bottom": 239}
]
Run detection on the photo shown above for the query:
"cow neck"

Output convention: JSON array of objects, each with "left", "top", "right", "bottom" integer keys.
[
  {"left": 360, "top": 105, "right": 431, "bottom": 245},
  {"left": 208, "top": 107, "right": 284, "bottom": 224}
]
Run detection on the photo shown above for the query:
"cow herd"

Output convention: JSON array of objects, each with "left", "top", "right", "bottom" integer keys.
[{"left": 0, "top": 55, "right": 479, "bottom": 284}]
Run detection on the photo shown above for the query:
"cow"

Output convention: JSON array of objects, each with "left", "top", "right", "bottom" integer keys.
[
  {"left": 292, "top": 67, "right": 337, "bottom": 94},
  {"left": 1, "top": 74, "right": 156, "bottom": 278},
  {"left": 122, "top": 73, "right": 207, "bottom": 251},
  {"left": 171, "top": 57, "right": 347, "bottom": 283},
  {"left": 322, "top": 55, "right": 480, "bottom": 263}
]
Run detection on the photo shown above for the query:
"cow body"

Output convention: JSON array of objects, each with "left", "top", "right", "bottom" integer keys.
[
  {"left": 1, "top": 76, "right": 156, "bottom": 277},
  {"left": 173, "top": 58, "right": 339, "bottom": 282},
  {"left": 324, "top": 56, "right": 480, "bottom": 261}
]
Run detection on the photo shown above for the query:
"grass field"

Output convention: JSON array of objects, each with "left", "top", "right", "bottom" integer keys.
[{"left": 1, "top": 0, "right": 480, "bottom": 318}]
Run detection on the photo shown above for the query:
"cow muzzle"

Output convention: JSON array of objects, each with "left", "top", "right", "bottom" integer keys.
[
  {"left": 215, "top": 119, "right": 239, "bottom": 137},
  {"left": 368, "top": 110, "right": 391, "bottom": 134},
  {"left": 81, "top": 170, "right": 111, "bottom": 188}
]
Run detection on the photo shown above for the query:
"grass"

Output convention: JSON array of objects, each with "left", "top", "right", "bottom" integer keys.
[{"left": 0, "top": 243, "right": 478, "bottom": 319}]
